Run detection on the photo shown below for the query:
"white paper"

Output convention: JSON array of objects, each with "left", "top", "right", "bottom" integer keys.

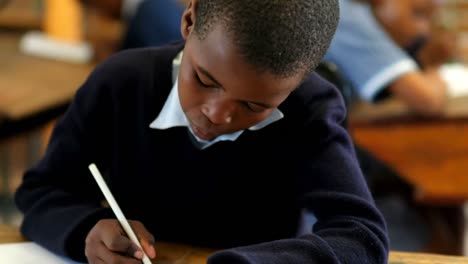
[
  {"left": 0, "top": 242, "right": 83, "bottom": 264},
  {"left": 439, "top": 63, "right": 468, "bottom": 98}
]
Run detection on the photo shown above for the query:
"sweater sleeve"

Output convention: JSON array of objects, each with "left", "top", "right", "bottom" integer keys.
[
  {"left": 14, "top": 57, "right": 122, "bottom": 262},
  {"left": 207, "top": 79, "right": 389, "bottom": 263}
]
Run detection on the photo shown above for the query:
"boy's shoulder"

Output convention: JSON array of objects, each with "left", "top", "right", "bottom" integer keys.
[
  {"left": 283, "top": 71, "right": 346, "bottom": 118},
  {"left": 279, "top": 71, "right": 346, "bottom": 121},
  {"left": 74, "top": 42, "right": 185, "bottom": 115}
]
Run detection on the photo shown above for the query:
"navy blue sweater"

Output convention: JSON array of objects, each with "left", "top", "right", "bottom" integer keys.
[{"left": 15, "top": 42, "right": 389, "bottom": 263}]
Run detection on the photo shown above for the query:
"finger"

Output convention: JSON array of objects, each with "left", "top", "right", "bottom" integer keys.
[
  {"left": 85, "top": 239, "right": 104, "bottom": 263},
  {"left": 129, "top": 221, "right": 156, "bottom": 258},
  {"left": 95, "top": 241, "right": 141, "bottom": 264},
  {"left": 140, "top": 239, "right": 156, "bottom": 259},
  {"left": 88, "top": 258, "right": 106, "bottom": 264},
  {"left": 86, "top": 239, "right": 131, "bottom": 264},
  {"left": 101, "top": 230, "right": 143, "bottom": 259}
]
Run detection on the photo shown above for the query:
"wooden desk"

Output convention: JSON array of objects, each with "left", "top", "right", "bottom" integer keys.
[
  {"left": 349, "top": 96, "right": 468, "bottom": 204},
  {"left": 1, "top": 225, "right": 467, "bottom": 264},
  {"left": 388, "top": 251, "right": 468, "bottom": 264},
  {"left": 0, "top": 31, "right": 94, "bottom": 138},
  {"left": 0, "top": 224, "right": 211, "bottom": 264}
]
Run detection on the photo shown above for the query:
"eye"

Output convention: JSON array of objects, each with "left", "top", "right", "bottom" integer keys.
[
  {"left": 413, "top": 7, "right": 429, "bottom": 19},
  {"left": 195, "top": 72, "right": 215, "bottom": 88},
  {"left": 244, "top": 102, "right": 267, "bottom": 113}
]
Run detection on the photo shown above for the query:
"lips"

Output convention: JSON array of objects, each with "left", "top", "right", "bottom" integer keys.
[{"left": 190, "top": 123, "right": 214, "bottom": 141}]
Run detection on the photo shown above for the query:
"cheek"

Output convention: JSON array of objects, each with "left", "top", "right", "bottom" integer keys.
[
  {"left": 253, "top": 112, "right": 272, "bottom": 123},
  {"left": 237, "top": 110, "right": 275, "bottom": 128},
  {"left": 398, "top": 18, "right": 425, "bottom": 47},
  {"left": 378, "top": 3, "right": 400, "bottom": 24},
  {"left": 178, "top": 80, "right": 202, "bottom": 115},
  {"left": 178, "top": 69, "right": 203, "bottom": 113}
]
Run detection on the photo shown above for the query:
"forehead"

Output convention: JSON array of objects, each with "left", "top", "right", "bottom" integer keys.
[
  {"left": 408, "top": 0, "right": 435, "bottom": 10},
  {"left": 381, "top": 0, "right": 433, "bottom": 11},
  {"left": 185, "top": 25, "right": 301, "bottom": 103}
]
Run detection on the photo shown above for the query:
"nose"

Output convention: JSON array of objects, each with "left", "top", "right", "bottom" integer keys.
[
  {"left": 419, "top": 21, "right": 431, "bottom": 38},
  {"left": 201, "top": 99, "right": 235, "bottom": 125}
]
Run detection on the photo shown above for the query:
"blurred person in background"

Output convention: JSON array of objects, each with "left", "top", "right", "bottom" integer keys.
[
  {"left": 324, "top": 0, "right": 457, "bottom": 115},
  {"left": 120, "top": 0, "right": 185, "bottom": 48},
  {"left": 81, "top": 0, "right": 185, "bottom": 59}
]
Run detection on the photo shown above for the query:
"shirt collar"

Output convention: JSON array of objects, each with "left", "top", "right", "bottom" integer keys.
[{"left": 149, "top": 51, "right": 284, "bottom": 149}]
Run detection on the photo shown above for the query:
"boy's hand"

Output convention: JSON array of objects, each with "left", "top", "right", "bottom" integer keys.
[
  {"left": 85, "top": 219, "right": 156, "bottom": 264},
  {"left": 418, "top": 29, "right": 458, "bottom": 68}
]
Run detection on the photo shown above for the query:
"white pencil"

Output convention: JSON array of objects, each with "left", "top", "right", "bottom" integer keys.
[{"left": 88, "top": 163, "right": 152, "bottom": 264}]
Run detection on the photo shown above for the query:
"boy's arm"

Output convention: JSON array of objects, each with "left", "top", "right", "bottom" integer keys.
[
  {"left": 207, "top": 80, "right": 389, "bottom": 264},
  {"left": 416, "top": 28, "right": 458, "bottom": 69},
  {"left": 14, "top": 61, "right": 117, "bottom": 262},
  {"left": 388, "top": 69, "right": 447, "bottom": 115}
]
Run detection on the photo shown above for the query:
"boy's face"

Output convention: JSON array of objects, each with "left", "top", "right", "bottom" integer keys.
[
  {"left": 177, "top": 1, "right": 303, "bottom": 141},
  {"left": 373, "top": 0, "right": 436, "bottom": 48}
]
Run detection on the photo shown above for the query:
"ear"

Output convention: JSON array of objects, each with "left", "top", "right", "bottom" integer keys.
[{"left": 180, "top": 0, "right": 197, "bottom": 40}]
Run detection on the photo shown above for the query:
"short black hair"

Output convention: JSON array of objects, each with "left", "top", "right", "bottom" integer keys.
[{"left": 194, "top": 0, "right": 339, "bottom": 78}]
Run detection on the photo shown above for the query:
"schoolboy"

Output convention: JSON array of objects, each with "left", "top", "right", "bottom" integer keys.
[{"left": 15, "top": 0, "right": 388, "bottom": 263}]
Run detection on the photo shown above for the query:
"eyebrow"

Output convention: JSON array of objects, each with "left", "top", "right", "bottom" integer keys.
[{"left": 196, "top": 65, "right": 274, "bottom": 109}]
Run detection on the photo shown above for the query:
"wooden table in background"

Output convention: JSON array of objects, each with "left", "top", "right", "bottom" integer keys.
[
  {"left": 349, "top": 96, "right": 468, "bottom": 204},
  {"left": 1, "top": 225, "right": 467, "bottom": 264},
  {"left": 389, "top": 251, "right": 468, "bottom": 264},
  {"left": 348, "top": 97, "right": 468, "bottom": 255},
  {"left": 0, "top": 31, "right": 95, "bottom": 225},
  {"left": 0, "top": 31, "right": 94, "bottom": 138}
]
